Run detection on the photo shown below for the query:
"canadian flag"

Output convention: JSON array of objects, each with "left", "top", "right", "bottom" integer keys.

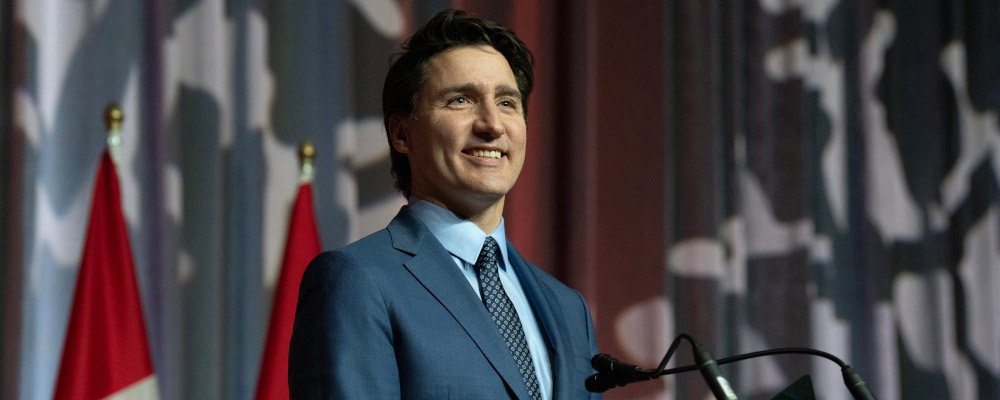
[
  {"left": 53, "top": 150, "right": 158, "bottom": 400},
  {"left": 255, "top": 181, "right": 322, "bottom": 399}
]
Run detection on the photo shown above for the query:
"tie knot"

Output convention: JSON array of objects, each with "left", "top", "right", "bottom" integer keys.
[{"left": 476, "top": 237, "right": 500, "bottom": 270}]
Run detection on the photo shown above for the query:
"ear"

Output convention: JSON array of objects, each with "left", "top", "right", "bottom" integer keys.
[{"left": 388, "top": 115, "right": 411, "bottom": 154}]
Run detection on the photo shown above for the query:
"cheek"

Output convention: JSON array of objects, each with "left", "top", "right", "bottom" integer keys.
[
  {"left": 426, "top": 118, "right": 466, "bottom": 149},
  {"left": 511, "top": 128, "right": 528, "bottom": 154}
]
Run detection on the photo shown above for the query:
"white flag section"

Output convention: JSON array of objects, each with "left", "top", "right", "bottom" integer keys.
[{"left": 101, "top": 377, "right": 159, "bottom": 400}]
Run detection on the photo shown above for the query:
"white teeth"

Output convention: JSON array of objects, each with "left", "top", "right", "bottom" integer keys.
[{"left": 472, "top": 150, "right": 502, "bottom": 159}]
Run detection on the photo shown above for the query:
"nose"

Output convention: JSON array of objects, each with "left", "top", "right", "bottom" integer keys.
[{"left": 473, "top": 104, "right": 505, "bottom": 138}]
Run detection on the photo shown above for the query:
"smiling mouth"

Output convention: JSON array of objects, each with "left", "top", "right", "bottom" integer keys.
[{"left": 467, "top": 149, "right": 503, "bottom": 159}]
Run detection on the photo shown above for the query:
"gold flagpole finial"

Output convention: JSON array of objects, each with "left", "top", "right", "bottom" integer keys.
[
  {"left": 104, "top": 103, "right": 124, "bottom": 132},
  {"left": 298, "top": 139, "right": 315, "bottom": 182},
  {"left": 298, "top": 139, "right": 315, "bottom": 166},
  {"left": 104, "top": 103, "right": 124, "bottom": 166}
]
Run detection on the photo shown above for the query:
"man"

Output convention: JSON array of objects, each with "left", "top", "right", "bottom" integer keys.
[{"left": 288, "top": 9, "right": 600, "bottom": 399}]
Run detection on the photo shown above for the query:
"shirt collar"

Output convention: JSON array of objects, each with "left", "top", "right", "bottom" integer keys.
[{"left": 408, "top": 196, "right": 510, "bottom": 270}]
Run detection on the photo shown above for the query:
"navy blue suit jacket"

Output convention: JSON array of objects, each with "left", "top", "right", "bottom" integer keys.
[{"left": 288, "top": 206, "right": 601, "bottom": 399}]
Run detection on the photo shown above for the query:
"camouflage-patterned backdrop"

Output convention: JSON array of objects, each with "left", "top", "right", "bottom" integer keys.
[{"left": 1, "top": 1, "right": 997, "bottom": 399}]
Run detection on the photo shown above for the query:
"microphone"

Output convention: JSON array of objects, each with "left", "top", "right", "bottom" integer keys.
[
  {"left": 585, "top": 353, "right": 649, "bottom": 392},
  {"left": 591, "top": 353, "right": 643, "bottom": 379},
  {"left": 692, "top": 342, "right": 738, "bottom": 400},
  {"left": 842, "top": 365, "right": 877, "bottom": 400},
  {"left": 584, "top": 371, "right": 621, "bottom": 393}
]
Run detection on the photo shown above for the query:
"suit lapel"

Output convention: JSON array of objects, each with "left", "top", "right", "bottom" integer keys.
[
  {"left": 506, "top": 245, "right": 578, "bottom": 400},
  {"left": 388, "top": 208, "right": 533, "bottom": 400}
]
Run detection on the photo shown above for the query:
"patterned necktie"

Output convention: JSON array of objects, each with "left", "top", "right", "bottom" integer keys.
[{"left": 475, "top": 237, "right": 542, "bottom": 400}]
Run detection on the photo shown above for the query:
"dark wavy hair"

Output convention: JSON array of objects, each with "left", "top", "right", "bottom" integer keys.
[{"left": 382, "top": 9, "right": 534, "bottom": 197}]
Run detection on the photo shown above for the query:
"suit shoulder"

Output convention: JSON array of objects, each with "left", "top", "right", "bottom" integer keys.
[
  {"left": 303, "top": 229, "right": 399, "bottom": 281},
  {"left": 323, "top": 229, "right": 395, "bottom": 261}
]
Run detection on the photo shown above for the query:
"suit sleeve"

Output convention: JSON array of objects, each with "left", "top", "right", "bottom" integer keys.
[{"left": 288, "top": 251, "right": 400, "bottom": 399}]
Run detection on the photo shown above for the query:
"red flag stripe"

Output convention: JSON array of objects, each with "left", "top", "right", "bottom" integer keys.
[
  {"left": 54, "top": 151, "right": 157, "bottom": 400},
  {"left": 255, "top": 183, "right": 322, "bottom": 400}
]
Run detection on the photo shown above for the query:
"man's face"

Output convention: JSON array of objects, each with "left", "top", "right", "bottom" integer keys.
[{"left": 393, "top": 45, "right": 527, "bottom": 215}]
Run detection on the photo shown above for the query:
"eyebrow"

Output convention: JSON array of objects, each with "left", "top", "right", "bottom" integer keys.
[
  {"left": 436, "top": 83, "right": 522, "bottom": 100},
  {"left": 494, "top": 84, "right": 522, "bottom": 99}
]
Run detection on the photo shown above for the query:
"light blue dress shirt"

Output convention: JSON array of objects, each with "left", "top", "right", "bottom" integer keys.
[{"left": 409, "top": 198, "right": 552, "bottom": 400}]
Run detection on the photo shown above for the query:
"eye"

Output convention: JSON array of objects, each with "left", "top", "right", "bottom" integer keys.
[
  {"left": 499, "top": 99, "right": 519, "bottom": 110},
  {"left": 448, "top": 96, "right": 469, "bottom": 105}
]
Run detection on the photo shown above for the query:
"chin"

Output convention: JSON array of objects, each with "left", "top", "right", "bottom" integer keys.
[{"left": 465, "top": 184, "right": 512, "bottom": 201}]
